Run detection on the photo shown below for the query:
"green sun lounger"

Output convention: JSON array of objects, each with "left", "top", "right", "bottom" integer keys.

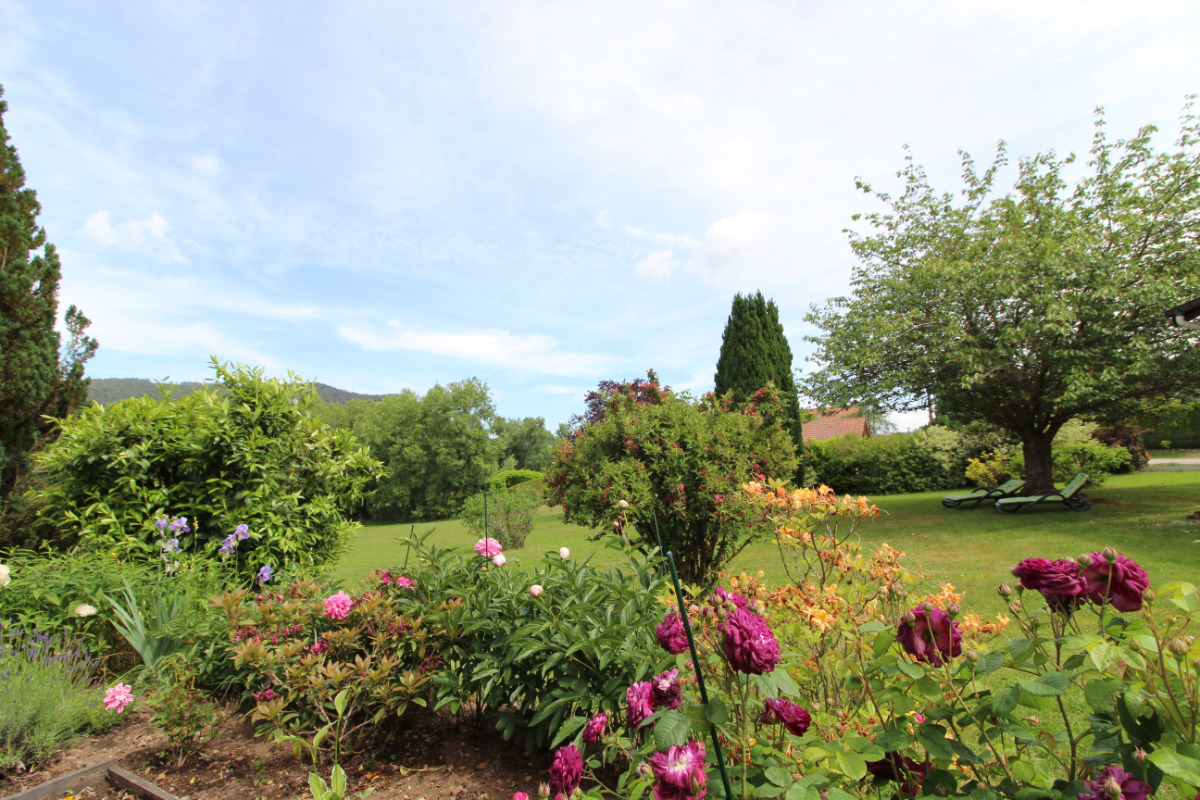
[
  {"left": 942, "top": 479, "right": 1026, "bottom": 509},
  {"left": 995, "top": 473, "right": 1091, "bottom": 514}
]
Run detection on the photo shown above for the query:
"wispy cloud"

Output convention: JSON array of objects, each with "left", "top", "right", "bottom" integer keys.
[
  {"left": 338, "top": 321, "right": 617, "bottom": 378},
  {"left": 78, "top": 211, "right": 185, "bottom": 262}
]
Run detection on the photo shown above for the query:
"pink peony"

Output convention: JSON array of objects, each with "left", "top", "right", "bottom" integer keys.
[
  {"left": 512, "top": 794, "right": 529, "bottom": 800},
  {"left": 1081, "top": 550, "right": 1150, "bottom": 612},
  {"left": 530, "top": 584, "right": 544, "bottom": 597},
  {"left": 493, "top": 553, "right": 507, "bottom": 567},
  {"left": 394, "top": 576, "right": 415, "bottom": 588},
  {"left": 474, "top": 538, "right": 503, "bottom": 558},
  {"left": 1078, "top": 766, "right": 1152, "bottom": 800},
  {"left": 1012, "top": 558, "right": 1087, "bottom": 612},
  {"left": 323, "top": 591, "right": 353, "bottom": 620},
  {"left": 896, "top": 602, "right": 962, "bottom": 667},
  {"left": 548, "top": 744, "right": 583, "bottom": 799},
  {"left": 627, "top": 681, "right": 656, "bottom": 729},
  {"left": 582, "top": 711, "right": 608, "bottom": 744},
  {"left": 648, "top": 740, "right": 708, "bottom": 800},
  {"left": 103, "top": 683, "right": 134, "bottom": 713},
  {"left": 559, "top": 547, "right": 571, "bottom": 559},
  {"left": 721, "top": 607, "right": 781, "bottom": 675},
  {"left": 651, "top": 669, "right": 683, "bottom": 710},
  {"left": 759, "top": 697, "right": 811, "bottom": 736},
  {"left": 656, "top": 612, "right": 689, "bottom": 655}
]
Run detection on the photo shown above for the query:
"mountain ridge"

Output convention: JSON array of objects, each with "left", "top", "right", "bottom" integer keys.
[{"left": 87, "top": 377, "right": 388, "bottom": 405}]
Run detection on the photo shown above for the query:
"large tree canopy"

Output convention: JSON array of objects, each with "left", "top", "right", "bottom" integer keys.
[{"left": 804, "top": 106, "right": 1200, "bottom": 493}]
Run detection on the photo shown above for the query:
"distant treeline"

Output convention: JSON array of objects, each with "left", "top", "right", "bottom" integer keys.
[{"left": 88, "top": 377, "right": 388, "bottom": 406}]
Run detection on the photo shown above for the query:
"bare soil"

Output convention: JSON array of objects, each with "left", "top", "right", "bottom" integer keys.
[{"left": 1, "top": 706, "right": 550, "bottom": 800}]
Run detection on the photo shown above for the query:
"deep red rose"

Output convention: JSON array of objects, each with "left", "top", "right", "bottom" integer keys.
[
  {"left": 721, "top": 607, "right": 782, "bottom": 675},
  {"left": 759, "top": 697, "right": 811, "bottom": 736},
  {"left": 896, "top": 602, "right": 962, "bottom": 667},
  {"left": 867, "top": 754, "right": 927, "bottom": 797},
  {"left": 1078, "top": 765, "right": 1152, "bottom": 800},
  {"left": 1012, "top": 557, "right": 1087, "bottom": 612},
  {"left": 656, "top": 612, "right": 690, "bottom": 655},
  {"left": 548, "top": 744, "right": 583, "bottom": 798},
  {"left": 1081, "top": 551, "right": 1150, "bottom": 612}
]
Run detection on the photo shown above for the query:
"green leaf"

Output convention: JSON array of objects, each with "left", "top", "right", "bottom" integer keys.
[
  {"left": 654, "top": 709, "right": 692, "bottom": 750},
  {"left": 1083, "top": 677, "right": 1123, "bottom": 712},
  {"left": 896, "top": 658, "right": 925, "bottom": 680},
  {"left": 975, "top": 651, "right": 1005, "bottom": 675},
  {"left": 1147, "top": 748, "right": 1200, "bottom": 786},
  {"left": 331, "top": 764, "right": 347, "bottom": 798},
  {"left": 916, "top": 723, "right": 956, "bottom": 762},
  {"left": 873, "top": 727, "right": 913, "bottom": 753},
  {"left": 1017, "top": 672, "right": 1068, "bottom": 697},
  {"left": 764, "top": 766, "right": 793, "bottom": 787},
  {"left": 705, "top": 696, "right": 730, "bottom": 725},
  {"left": 834, "top": 750, "right": 867, "bottom": 781},
  {"left": 1010, "top": 759, "right": 1036, "bottom": 783}
]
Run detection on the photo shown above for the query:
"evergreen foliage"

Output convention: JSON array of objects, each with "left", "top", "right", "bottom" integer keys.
[
  {"left": 0, "top": 86, "right": 96, "bottom": 542},
  {"left": 714, "top": 292, "right": 804, "bottom": 451}
]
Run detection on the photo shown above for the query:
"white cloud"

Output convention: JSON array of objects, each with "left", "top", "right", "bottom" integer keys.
[
  {"left": 699, "top": 210, "right": 774, "bottom": 270},
  {"left": 78, "top": 211, "right": 185, "bottom": 262},
  {"left": 633, "top": 249, "right": 679, "bottom": 281},
  {"left": 187, "top": 154, "right": 221, "bottom": 175},
  {"left": 337, "top": 322, "right": 615, "bottom": 378}
]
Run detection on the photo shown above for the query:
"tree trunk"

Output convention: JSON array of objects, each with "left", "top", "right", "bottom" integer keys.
[{"left": 1021, "top": 431, "right": 1057, "bottom": 494}]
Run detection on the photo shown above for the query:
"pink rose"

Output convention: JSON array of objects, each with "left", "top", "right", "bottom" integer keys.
[
  {"left": 647, "top": 740, "right": 707, "bottom": 800},
  {"left": 323, "top": 591, "right": 353, "bottom": 620},
  {"left": 582, "top": 712, "right": 607, "bottom": 744},
  {"left": 656, "top": 611, "right": 689, "bottom": 655},
  {"left": 626, "top": 681, "right": 655, "bottom": 728},
  {"left": 103, "top": 683, "right": 134, "bottom": 713},
  {"left": 721, "top": 607, "right": 781, "bottom": 675},
  {"left": 548, "top": 745, "right": 582, "bottom": 799}
]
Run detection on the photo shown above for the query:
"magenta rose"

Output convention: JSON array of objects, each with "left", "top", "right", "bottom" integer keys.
[
  {"left": 710, "top": 586, "right": 749, "bottom": 610},
  {"left": 721, "top": 607, "right": 782, "bottom": 675},
  {"left": 896, "top": 602, "right": 962, "bottom": 667},
  {"left": 648, "top": 740, "right": 708, "bottom": 800},
  {"left": 1081, "top": 551, "right": 1150, "bottom": 612},
  {"left": 548, "top": 744, "right": 583, "bottom": 799},
  {"left": 759, "top": 697, "right": 811, "bottom": 736},
  {"left": 651, "top": 668, "right": 683, "bottom": 710},
  {"left": 1078, "top": 765, "right": 1151, "bottom": 800},
  {"left": 656, "top": 612, "right": 690, "bottom": 655},
  {"left": 582, "top": 712, "right": 607, "bottom": 744},
  {"left": 627, "top": 681, "right": 656, "bottom": 729},
  {"left": 1011, "top": 558, "right": 1087, "bottom": 612}
]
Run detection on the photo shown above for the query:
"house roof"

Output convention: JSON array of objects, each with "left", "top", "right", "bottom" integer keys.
[
  {"left": 804, "top": 406, "right": 861, "bottom": 420},
  {"left": 802, "top": 416, "right": 871, "bottom": 442}
]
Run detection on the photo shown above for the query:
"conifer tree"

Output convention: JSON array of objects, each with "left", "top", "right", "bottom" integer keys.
[
  {"left": 714, "top": 292, "right": 803, "bottom": 453},
  {"left": 0, "top": 86, "right": 96, "bottom": 535}
]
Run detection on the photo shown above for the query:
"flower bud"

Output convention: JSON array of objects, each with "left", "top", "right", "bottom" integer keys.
[
  {"left": 946, "top": 603, "right": 960, "bottom": 618},
  {"left": 1077, "top": 554, "right": 1092, "bottom": 568},
  {"left": 1128, "top": 638, "right": 1142, "bottom": 652},
  {"left": 613, "top": 520, "right": 621, "bottom": 527},
  {"left": 1008, "top": 600, "right": 1023, "bottom": 614},
  {"left": 998, "top": 584, "right": 1013, "bottom": 598},
  {"left": 688, "top": 604, "right": 700, "bottom": 615},
  {"left": 889, "top": 582, "right": 906, "bottom": 597},
  {"left": 1103, "top": 547, "right": 1118, "bottom": 565},
  {"left": 1170, "top": 638, "right": 1191, "bottom": 656},
  {"left": 966, "top": 650, "right": 979, "bottom": 662},
  {"left": 1104, "top": 776, "right": 1122, "bottom": 800},
  {"left": 904, "top": 610, "right": 918, "bottom": 625},
  {"left": 1143, "top": 589, "right": 1155, "bottom": 604},
  {"left": 637, "top": 762, "right": 652, "bottom": 778},
  {"left": 1134, "top": 748, "right": 1148, "bottom": 766},
  {"left": 538, "top": 783, "right": 551, "bottom": 799},
  {"left": 618, "top": 499, "right": 629, "bottom": 508}
]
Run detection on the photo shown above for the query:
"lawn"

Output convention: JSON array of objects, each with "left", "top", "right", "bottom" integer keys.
[{"left": 333, "top": 470, "right": 1200, "bottom": 619}]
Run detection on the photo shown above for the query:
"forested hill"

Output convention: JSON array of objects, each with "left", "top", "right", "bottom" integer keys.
[{"left": 87, "top": 378, "right": 387, "bottom": 405}]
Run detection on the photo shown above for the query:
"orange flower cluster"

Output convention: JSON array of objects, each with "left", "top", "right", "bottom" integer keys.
[
  {"left": 768, "top": 582, "right": 848, "bottom": 633},
  {"left": 743, "top": 481, "right": 881, "bottom": 519},
  {"left": 921, "top": 583, "right": 964, "bottom": 609},
  {"left": 958, "top": 613, "right": 1010, "bottom": 636}
]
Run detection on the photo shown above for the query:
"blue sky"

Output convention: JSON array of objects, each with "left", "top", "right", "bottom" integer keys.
[{"left": 3, "top": 1, "right": 1198, "bottom": 431}]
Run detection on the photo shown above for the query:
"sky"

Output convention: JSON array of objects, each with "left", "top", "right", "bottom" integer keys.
[{"left": 2, "top": 0, "right": 1199, "bottom": 432}]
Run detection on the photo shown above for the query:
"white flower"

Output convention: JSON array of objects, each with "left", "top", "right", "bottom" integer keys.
[
  {"left": 559, "top": 547, "right": 570, "bottom": 559},
  {"left": 492, "top": 553, "right": 507, "bottom": 567},
  {"left": 618, "top": 500, "right": 629, "bottom": 508},
  {"left": 0, "top": 564, "right": 10, "bottom": 586},
  {"left": 75, "top": 603, "right": 98, "bottom": 617}
]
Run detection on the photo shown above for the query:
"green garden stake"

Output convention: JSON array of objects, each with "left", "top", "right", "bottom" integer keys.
[{"left": 652, "top": 513, "right": 734, "bottom": 800}]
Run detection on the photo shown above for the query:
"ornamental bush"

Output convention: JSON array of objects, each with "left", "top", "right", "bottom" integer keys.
[
  {"left": 460, "top": 485, "right": 540, "bottom": 550},
  {"left": 547, "top": 371, "right": 797, "bottom": 586},
  {"left": 30, "top": 361, "right": 382, "bottom": 574}
]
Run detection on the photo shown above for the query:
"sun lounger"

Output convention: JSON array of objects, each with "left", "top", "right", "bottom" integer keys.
[
  {"left": 942, "top": 479, "right": 1026, "bottom": 509},
  {"left": 995, "top": 473, "right": 1091, "bottom": 514}
]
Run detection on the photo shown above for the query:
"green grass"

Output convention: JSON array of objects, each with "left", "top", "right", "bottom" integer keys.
[
  {"left": 1148, "top": 447, "right": 1200, "bottom": 460},
  {"left": 333, "top": 471, "right": 1200, "bottom": 620}
]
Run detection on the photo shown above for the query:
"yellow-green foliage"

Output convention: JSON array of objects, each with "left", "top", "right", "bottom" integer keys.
[{"left": 965, "top": 450, "right": 1011, "bottom": 489}]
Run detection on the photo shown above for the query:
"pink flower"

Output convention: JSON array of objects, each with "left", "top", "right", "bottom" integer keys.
[
  {"left": 394, "top": 576, "right": 415, "bottom": 588},
  {"left": 530, "top": 584, "right": 544, "bottom": 597},
  {"left": 896, "top": 602, "right": 962, "bottom": 667},
  {"left": 548, "top": 744, "right": 583, "bottom": 799},
  {"left": 721, "top": 607, "right": 781, "bottom": 675},
  {"left": 103, "top": 683, "right": 134, "bottom": 713},
  {"left": 323, "top": 591, "right": 353, "bottom": 620},
  {"left": 651, "top": 669, "right": 683, "bottom": 710},
  {"left": 474, "top": 538, "right": 503, "bottom": 558},
  {"left": 656, "top": 612, "right": 689, "bottom": 655},
  {"left": 1081, "top": 550, "right": 1150, "bottom": 612},
  {"left": 710, "top": 586, "right": 749, "bottom": 611},
  {"left": 648, "top": 740, "right": 707, "bottom": 800},
  {"left": 559, "top": 547, "right": 571, "bottom": 559},
  {"left": 583, "top": 712, "right": 608, "bottom": 744},
  {"left": 1012, "top": 558, "right": 1087, "bottom": 612},
  {"left": 759, "top": 698, "right": 811, "bottom": 736},
  {"left": 1078, "top": 766, "right": 1152, "bottom": 800},
  {"left": 627, "top": 681, "right": 656, "bottom": 729},
  {"left": 512, "top": 794, "right": 529, "bottom": 800},
  {"left": 493, "top": 553, "right": 507, "bottom": 567}
]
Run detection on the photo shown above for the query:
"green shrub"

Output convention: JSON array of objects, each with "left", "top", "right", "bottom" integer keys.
[
  {"left": 547, "top": 373, "right": 798, "bottom": 586},
  {"left": 148, "top": 654, "right": 225, "bottom": 767},
  {"left": 1008, "top": 441, "right": 1132, "bottom": 487},
  {"left": 30, "top": 362, "right": 382, "bottom": 575},
  {"left": 0, "top": 622, "right": 113, "bottom": 770},
  {"left": 460, "top": 486, "right": 540, "bottom": 550},
  {"left": 392, "top": 531, "right": 670, "bottom": 752},
  {"left": 964, "top": 450, "right": 1012, "bottom": 489},
  {"left": 806, "top": 433, "right": 940, "bottom": 495},
  {"left": 1142, "top": 400, "right": 1200, "bottom": 449},
  {"left": 490, "top": 469, "right": 544, "bottom": 491}
]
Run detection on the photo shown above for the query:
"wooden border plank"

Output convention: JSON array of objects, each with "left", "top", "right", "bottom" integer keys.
[
  {"left": 2, "top": 758, "right": 118, "bottom": 800},
  {"left": 106, "top": 766, "right": 181, "bottom": 800}
]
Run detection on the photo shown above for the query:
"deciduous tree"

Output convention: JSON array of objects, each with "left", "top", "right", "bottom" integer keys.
[{"left": 804, "top": 105, "right": 1200, "bottom": 492}]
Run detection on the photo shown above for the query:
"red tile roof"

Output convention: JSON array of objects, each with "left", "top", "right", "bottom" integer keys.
[{"left": 802, "top": 415, "right": 871, "bottom": 442}]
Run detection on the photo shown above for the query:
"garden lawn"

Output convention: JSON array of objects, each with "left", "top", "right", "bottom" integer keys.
[{"left": 333, "top": 470, "right": 1200, "bottom": 620}]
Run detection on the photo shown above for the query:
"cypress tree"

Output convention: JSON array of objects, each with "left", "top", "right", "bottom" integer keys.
[
  {"left": 714, "top": 291, "right": 804, "bottom": 453},
  {"left": 0, "top": 86, "right": 96, "bottom": 536}
]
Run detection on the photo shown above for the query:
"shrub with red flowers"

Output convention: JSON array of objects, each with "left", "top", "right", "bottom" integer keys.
[
  {"left": 895, "top": 602, "right": 961, "bottom": 667},
  {"left": 216, "top": 575, "right": 436, "bottom": 760},
  {"left": 546, "top": 371, "right": 798, "bottom": 586}
]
